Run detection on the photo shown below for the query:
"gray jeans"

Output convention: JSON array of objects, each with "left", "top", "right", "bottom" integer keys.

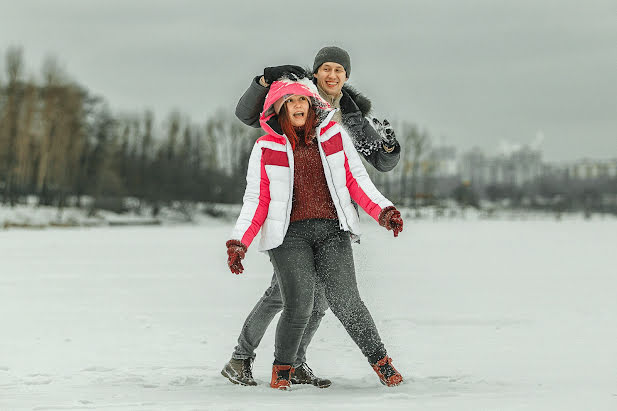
[
  {"left": 231, "top": 270, "right": 328, "bottom": 365},
  {"left": 268, "top": 219, "right": 387, "bottom": 365}
]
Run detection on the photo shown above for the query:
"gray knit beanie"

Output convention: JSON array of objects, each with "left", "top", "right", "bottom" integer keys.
[{"left": 312, "top": 46, "right": 351, "bottom": 78}]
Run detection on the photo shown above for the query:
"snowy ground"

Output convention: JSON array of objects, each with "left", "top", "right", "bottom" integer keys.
[{"left": 1, "top": 218, "right": 616, "bottom": 410}]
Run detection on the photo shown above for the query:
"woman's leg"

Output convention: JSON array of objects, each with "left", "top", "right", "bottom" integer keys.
[
  {"left": 294, "top": 279, "right": 328, "bottom": 365},
  {"left": 268, "top": 222, "right": 317, "bottom": 365},
  {"left": 314, "top": 224, "right": 387, "bottom": 363}
]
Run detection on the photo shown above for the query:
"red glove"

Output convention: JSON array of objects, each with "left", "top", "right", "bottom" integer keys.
[
  {"left": 226, "top": 240, "right": 247, "bottom": 274},
  {"left": 378, "top": 206, "right": 404, "bottom": 237}
]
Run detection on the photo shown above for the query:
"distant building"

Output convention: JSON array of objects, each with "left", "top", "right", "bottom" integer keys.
[
  {"left": 431, "top": 145, "right": 458, "bottom": 177},
  {"left": 459, "top": 147, "right": 489, "bottom": 187},
  {"left": 459, "top": 145, "right": 543, "bottom": 188},
  {"left": 395, "top": 138, "right": 614, "bottom": 201},
  {"left": 566, "top": 159, "right": 617, "bottom": 179},
  {"left": 499, "top": 146, "right": 543, "bottom": 186}
]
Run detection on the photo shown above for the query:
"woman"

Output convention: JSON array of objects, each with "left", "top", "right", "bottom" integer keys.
[{"left": 226, "top": 79, "right": 404, "bottom": 390}]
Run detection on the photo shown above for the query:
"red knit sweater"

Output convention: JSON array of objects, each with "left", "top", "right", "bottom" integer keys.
[{"left": 289, "top": 137, "right": 338, "bottom": 223}]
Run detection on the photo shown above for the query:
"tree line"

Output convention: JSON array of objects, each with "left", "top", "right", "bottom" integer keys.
[
  {"left": 0, "top": 47, "right": 260, "bottom": 214},
  {"left": 1, "top": 46, "right": 615, "bottom": 217}
]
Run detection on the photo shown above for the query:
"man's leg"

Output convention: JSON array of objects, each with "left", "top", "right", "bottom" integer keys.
[
  {"left": 221, "top": 274, "right": 284, "bottom": 386},
  {"left": 232, "top": 274, "right": 283, "bottom": 360}
]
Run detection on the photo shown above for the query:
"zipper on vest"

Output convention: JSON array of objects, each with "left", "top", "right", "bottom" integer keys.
[
  {"left": 284, "top": 140, "right": 294, "bottom": 232},
  {"left": 318, "top": 128, "right": 348, "bottom": 231}
]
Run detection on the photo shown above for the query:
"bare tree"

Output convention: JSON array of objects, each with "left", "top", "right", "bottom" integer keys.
[
  {"left": 54, "top": 84, "right": 87, "bottom": 209},
  {"left": 36, "top": 56, "right": 66, "bottom": 203},
  {"left": 1, "top": 46, "right": 25, "bottom": 205},
  {"left": 206, "top": 109, "right": 255, "bottom": 176},
  {"left": 202, "top": 117, "right": 219, "bottom": 171},
  {"left": 405, "top": 124, "right": 431, "bottom": 209},
  {"left": 14, "top": 80, "right": 38, "bottom": 193}
]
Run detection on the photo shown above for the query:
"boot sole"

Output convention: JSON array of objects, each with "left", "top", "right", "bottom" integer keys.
[
  {"left": 290, "top": 379, "right": 332, "bottom": 388},
  {"left": 380, "top": 376, "right": 403, "bottom": 387},
  {"left": 270, "top": 384, "right": 291, "bottom": 391},
  {"left": 313, "top": 380, "right": 332, "bottom": 388}
]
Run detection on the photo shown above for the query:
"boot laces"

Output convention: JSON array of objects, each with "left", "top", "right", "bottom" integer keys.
[
  {"left": 299, "top": 363, "right": 315, "bottom": 378},
  {"left": 242, "top": 358, "right": 254, "bottom": 379},
  {"left": 276, "top": 368, "right": 291, "bottom": 381},
  {"left": 377, "top": 358, "right": 397, "bottom": 379}
]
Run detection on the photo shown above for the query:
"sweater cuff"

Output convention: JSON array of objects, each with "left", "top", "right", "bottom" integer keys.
[
  {"left": 381, "top": 140, "right": 400, "bottom": 154},
  {"left": 378, "top": 206, "right": 397, "bottom": 227},
  {"left": 226, "top": 239, "right": 247, "bottom": 251}
]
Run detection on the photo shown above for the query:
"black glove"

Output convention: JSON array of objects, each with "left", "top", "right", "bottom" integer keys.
[
  {"left": 372, "top": 118, "right": 398, "bottom": 150},
  {"left": 263, "top": 65, "right": 306, "bottom": 84}
]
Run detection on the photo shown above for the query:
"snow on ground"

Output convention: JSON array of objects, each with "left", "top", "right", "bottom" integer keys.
[{"left": 1, "top": 217, "right": 616, "bottom": 410}]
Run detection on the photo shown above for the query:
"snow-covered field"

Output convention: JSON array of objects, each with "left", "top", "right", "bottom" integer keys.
[{"left": 1, "top": 218, "right": 616, "bottom": 410}]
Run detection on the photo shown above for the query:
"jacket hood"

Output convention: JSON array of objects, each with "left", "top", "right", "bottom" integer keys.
[{"left": 259, "top": 79, "right": 331, "bottom": 138}]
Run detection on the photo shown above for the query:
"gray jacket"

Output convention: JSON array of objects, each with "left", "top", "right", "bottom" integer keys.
[{"left": 235, "top": 76, "right": 400, "bottom": 172}]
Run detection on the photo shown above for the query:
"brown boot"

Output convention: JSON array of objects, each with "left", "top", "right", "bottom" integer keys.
[
  {"left": 221, "top": 358, "right": 257, "bottom": 386},
  {"left": 371, "top": 356, "right": 403, "bottom": 387},
  {"left": 270, "top": 364, "right": 294, "bottom": 390},
  {"left": 290, "top": 363, "right": 332, "bottom": 388}
]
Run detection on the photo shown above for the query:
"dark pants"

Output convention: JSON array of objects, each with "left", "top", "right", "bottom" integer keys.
[
  {"left": 268, "top": 219, "right": 387, "bottom": 365},
  {"left": 231, "top": 274, "right": 328, "bottom": 366}
]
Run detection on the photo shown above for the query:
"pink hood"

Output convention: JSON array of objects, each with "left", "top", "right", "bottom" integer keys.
[{"left": 259, "top": 79, "right": 331, "bottom": 138}]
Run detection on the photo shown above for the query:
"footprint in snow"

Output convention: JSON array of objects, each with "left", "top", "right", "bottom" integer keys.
[
  {"left": 169, "top": 376, "right": 203, "bottom": 386},
  {"left": 81, "top": 366, "right": 115, "bottom": 372},
  {"left": 23, "top": 376, "right": 53, "bottom": 385},
  {"left": 382, "top": 392, "right": 411, "bottom": 400}
]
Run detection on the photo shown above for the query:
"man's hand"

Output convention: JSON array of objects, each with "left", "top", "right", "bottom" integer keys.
[
  {"left": 372, "top": 118, "right": 398, "bottom": 151},
  {"left": 263, "top": 65, "right": 306, "bottom": 84}
]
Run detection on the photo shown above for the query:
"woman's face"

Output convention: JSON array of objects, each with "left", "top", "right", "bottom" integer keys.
[{"left": 285, "top": 95, "right": 310, "bottom": 127}]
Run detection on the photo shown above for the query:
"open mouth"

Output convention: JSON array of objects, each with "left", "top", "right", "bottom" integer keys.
[
  {"left": 326, "top": 81, "right": 338, "bottom": 87},
  {"left": 293, "top": 111, "right": 305, "bottom": 118}
]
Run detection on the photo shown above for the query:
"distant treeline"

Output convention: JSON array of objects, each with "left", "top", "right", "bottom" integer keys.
[
  {"left": 1, "top": 46, "right": 615, "bottom": 217},
  {"left": 0, "top": 46, "right": 438, "bottom": 215},
  {"left": 0, "top": 46, "right": 262, "bottom": 212}
]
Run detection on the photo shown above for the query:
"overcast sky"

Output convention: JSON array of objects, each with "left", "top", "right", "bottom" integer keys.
[{"left": 1, "top": 0, "right": 614, "bottom": 162}]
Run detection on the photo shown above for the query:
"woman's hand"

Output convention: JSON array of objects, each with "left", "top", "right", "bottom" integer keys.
[
  {"left": 378, "top": 206, "right": 404, "bottom": 237},
  {"left": 226, "top": 240, "right": 248, "bottom": 274}
]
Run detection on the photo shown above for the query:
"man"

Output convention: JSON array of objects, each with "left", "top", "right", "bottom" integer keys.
[{"left": 222, "top": 46, "right": 400, "bottom": 387}]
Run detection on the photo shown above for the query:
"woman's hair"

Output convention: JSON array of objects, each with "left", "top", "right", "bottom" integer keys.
[{"left": 278, "top": 99, "right": 317, "bottom": 150}]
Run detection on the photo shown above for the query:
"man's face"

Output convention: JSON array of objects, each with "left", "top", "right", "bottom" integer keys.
[{"left": 314, "top": 62, "right": 347, "bottom": 97}]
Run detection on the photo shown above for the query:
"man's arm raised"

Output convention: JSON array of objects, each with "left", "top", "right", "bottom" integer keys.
[{"left": 234, "top": 65, "right": 306, "bottom": 128}]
